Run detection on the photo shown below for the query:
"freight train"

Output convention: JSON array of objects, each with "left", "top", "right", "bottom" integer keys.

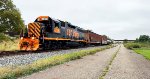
[{"left": 19, "top": 16, "right": 108, "bottom": 51}]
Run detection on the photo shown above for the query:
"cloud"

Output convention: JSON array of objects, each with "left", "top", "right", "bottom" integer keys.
[{"left": 13, "top": 0, "right": 150, "bottom": 40}]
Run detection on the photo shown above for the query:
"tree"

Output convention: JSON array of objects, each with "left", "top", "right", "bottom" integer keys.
[
  {"left": 123, "top": 39, "right": 128, "bottom": 43},
  {"left": 138, "top": 35, "right": 150, "bottom": 42},
  {"left": 135, "top": 38, "right": 139, "bottom": 42},
  {"left": 0, "top": 0, "right": 24, "bottom": 33}
]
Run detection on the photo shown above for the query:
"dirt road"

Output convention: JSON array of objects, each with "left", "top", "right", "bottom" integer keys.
[
  {"left": 20, "top": 46, "right": 120, "bottom": 79},
  {"left": 104, "top": 45, "right": 150, "bottom": 79},
  {"left": 20, "top": 45, "right": 150, "bottom": 79}
]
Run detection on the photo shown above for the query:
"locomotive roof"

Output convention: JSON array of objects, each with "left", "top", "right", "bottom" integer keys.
[
  {"left": 36, "top": 16, "right": 61, "bottom": 23},
  {"left": 50, "top": 17, "right": 60, "bottom": 23},
  {"left": 76, "top": 26, "right": 85, "bottom": 31},
  {"left": 42, "top": 16, "right": 86, "bottom": 32}
]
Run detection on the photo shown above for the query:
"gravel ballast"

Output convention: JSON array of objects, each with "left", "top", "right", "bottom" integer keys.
[{"left": 0, "top": 46, "right": 106, "bottom": 67}]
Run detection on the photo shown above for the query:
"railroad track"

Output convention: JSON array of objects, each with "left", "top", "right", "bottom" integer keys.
[
  {"left": 0, "top": 50, "right": 48, "bottom": 57},
  {"left": 0, "top": 46, "right": 96, "bottom": 57}
]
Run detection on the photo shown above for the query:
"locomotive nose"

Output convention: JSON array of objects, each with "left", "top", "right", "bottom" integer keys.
[
  {"left": 22, "top": 42, "right": 29, "bottom": 46},
  {"left": 19, "top": 37, "right": 39, "bottom": 51},
  {"left": 20, "top": 41, "right": 31, "bottom": 51}
]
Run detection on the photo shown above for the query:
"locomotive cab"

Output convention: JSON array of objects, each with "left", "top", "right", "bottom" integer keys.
[
  {"left": 35, "top": 16, "right": 61, "bottom": 35},
  {"left": 35, "top": 16, "right": 53, "bottom": 33}
]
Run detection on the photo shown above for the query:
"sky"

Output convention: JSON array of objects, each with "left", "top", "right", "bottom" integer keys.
[{"left": 13, "top": 0, "right": 150, "bottom": 40}]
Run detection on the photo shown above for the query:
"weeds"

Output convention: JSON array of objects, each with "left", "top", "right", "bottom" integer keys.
[
  {"left": 124, "top": 43, "right": 141, "bottom": 49},
  {"left": 0, "top": 39, "right": 19, "bottom": 51},
  {"left": 99, "top": 45, "right": 121, "bottom": 79}
]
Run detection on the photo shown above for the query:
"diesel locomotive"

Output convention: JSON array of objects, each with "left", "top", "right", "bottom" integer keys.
[{"left": 19, "top": 16, "right": 108, "bottom": 51}]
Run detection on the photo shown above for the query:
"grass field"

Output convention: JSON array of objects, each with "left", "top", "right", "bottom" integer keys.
[
  {"left": 0, "top": 39, "right": 19, "bottom": 51},
  {"left": 0, "top": 33, "right": 19, "bottom": 51},
  {"left": 124, "top": 42, "right": 150, "bottom": 60},
  {"left": 134, "top": 48, "right": 150, "bottom": 60}
]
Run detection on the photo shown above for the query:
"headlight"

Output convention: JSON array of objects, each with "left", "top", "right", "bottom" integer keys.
[
  {"left": 21, "top": 37, "right": 23, "bottom": 40},
  {"left": 42, "top": 18, "right": 48, "bottom": 20},
  {"left": 32, "top": 37, "right": 35, "bottom": 40}
]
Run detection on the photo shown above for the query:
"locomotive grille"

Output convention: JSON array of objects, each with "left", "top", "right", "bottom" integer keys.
[
  {"left": 28, "top": 23, "right": 41, "bottom": 38},
  {"left": 22, "top": 42, "right": 29, "bottom": 45}
]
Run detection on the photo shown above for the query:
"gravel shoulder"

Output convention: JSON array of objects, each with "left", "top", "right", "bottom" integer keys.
[
  {"left": 0, "top": 46, "right": 106, "bottom": 67},
  {"left": 104, "top": 44, "right": 150, "bottom": 79},
  {"left": 19, "top": 46, "right": 120, "bottom": 79}
]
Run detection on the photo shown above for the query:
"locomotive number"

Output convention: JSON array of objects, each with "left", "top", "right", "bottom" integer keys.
[
  {"left": 67, "top": 29, "right": 72, "bottom": 36},
  {"left": 66, "top": 29, "right": 79, "bottom": 38},
  {"left": 73, "top": 31, "right": 79, "bottom": 38}
]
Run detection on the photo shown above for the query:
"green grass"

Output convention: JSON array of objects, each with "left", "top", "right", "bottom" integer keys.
[
  {"left": 134, "top": 48, "right": 150, "bottom": 60},
  {"left": 124, "top": 42, "right": 150, "bottom": 60},
  {"left": 0, "top": 45, "right": 114, "bottom": 79}
]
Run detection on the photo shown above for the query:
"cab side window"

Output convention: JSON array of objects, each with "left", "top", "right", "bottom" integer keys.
[{"left": 54, "top": 22, "right": 60, "bottom": 33}]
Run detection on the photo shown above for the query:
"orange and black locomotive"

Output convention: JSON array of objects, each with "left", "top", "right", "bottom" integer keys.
[{"left": 19, "top": 16, "right": 108, "bottom": 51}]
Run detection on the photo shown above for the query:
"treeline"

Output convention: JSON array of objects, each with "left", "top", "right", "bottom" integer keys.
[
  {"left": 0, "top": 0, "right": 24, "bottom": 41},
  {"left": 135, "top": 35, "right": 150, "bottom": 43},
  {"left": 124, "top": 35, "right": 150, "bottom": 49}
]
